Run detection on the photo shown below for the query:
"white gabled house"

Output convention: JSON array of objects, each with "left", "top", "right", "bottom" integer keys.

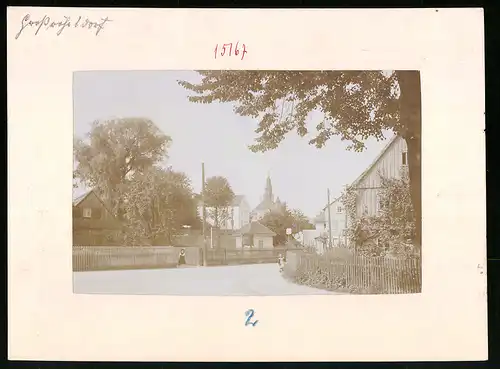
[
  {"left": 349, "top": 135, "right": 408, "bottom": 219},
  {"left": 197, "top": 194, "right": 251, "bottom": 231},
  {"left": 317, "top": 134, "right": 409, "bottom": 249},
  {"left": 321, "top": 196, "right": 348, "bottom": 247}
]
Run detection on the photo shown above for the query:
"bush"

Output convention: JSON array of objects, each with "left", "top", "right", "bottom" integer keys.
[{"left": 285, "top": 252, "right": 421, "bottom": 294}]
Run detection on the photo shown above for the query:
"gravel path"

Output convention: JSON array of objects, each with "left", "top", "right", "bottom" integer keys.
[{"left": 73, "top": 263, "right": 342, "bottom": 296}]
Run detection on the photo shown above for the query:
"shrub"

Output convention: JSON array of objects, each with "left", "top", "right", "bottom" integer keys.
[{"left": 285, "top": 252, "right": 421, "bottom": 294}]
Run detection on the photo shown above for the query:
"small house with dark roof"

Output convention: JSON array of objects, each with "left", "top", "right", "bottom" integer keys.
[
  {"left": 73, "top": 190, "right": 123, "bottom": 246},
  {"left": 235, "top": 221, "right": 276, "bottom": 249}
]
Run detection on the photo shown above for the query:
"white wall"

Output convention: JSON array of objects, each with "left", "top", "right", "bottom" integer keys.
[
  {"left": 197, "top": 204, "right": 247, "bottom": 230},
  {"left": 254, "top": 235, "right": 274, "bottom": 249},
  {"left": 235, "top": 235, "right": 273, "bottom": 249},
  {"left": 238, "top": 199, "right": 250, "bottom": 228},
  {"left": 323, "top": 199, "right": 348, "bottom": 245},
  {"left": 355, "top": 136, "right": 408, "bottom": 217}
]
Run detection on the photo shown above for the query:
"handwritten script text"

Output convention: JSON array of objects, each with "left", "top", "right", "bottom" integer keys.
[
  {"left": 244, "top": 309, "right": 258, "bottom": 327},
  {"left": 214, "top": 42, "right": 247, "bottom": 60},
  {"left": 15, "top": 14, "right": 112, "bottom": 39}
]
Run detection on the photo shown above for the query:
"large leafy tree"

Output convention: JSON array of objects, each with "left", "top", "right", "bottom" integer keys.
[
  {"left": 122, "top": 167, "right": 199, "bottom": 245},
  {"left": 261, "top": 203, "right": 314, "bottom": 246},
  {"left": 74, "top": 117, "right": 171, "bottom": 217},
  {"left": 178, "top": 70, "right": 421, "bottom": 247},
  {"left": 203, "top": 176, "right": 235, "bottom": 229}
]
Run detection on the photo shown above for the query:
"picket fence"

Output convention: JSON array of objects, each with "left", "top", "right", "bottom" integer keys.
[
  {"left": 73, "top": 246, "right": 291, "bottom": 271},
  {"left": 286, "top": 251, "right": 422, "bottom": 294},
  {"left": 72, "top": 246, "right": 202, "bottom": 271}
]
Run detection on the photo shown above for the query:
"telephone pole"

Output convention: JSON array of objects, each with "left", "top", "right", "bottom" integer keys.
[
  {"left": 344, "top": 184, "right": 348, "bottom": 248},
  {"left": 202, "top": 163, "right": 207, "bottom": 266},
  {"left": 327, "top": 188, "right": 333, "bottom": 249}
]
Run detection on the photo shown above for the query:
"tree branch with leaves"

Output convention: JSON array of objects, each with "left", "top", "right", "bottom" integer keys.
[
  {"left": 121, "top": 167, "right": 198, "bottom": 246},
  {"left": 261, "top": 202, "right": 314, "bottom": 246},
  {"left": 73, "top": 117, "right": 171, "bottom": 218},
  {"left": 178, "top": 70, "right": 421, "bottom": 247}
]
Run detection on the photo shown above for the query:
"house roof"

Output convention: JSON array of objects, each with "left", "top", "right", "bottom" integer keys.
[
  {"left": 350, "top": 134, "right": 400, "bottom": 187},
  {"left": 253, "top": 198, "right": 274, "bottom": 211},
  {"left": 73, "top": 189, "right": 120, "bottom": 224},
  {"left": 313, "top": 211, "right": 325, "bottom": 223},
  {"left": 321, "top": 134, "right": 401, "bottom": 211},
  {"left": 322, "top": 195, "right": 342, "bottom": 211},
  {"left": 239, "top": 221, "right": 276, "bottom": 236},
  {"left": 73, "top": 190, "right": 92, "bottom": 206}
]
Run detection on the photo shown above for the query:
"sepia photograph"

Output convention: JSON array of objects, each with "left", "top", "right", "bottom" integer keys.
[{"left": 72, "top": 70, "right": 422, "bottom": 296}]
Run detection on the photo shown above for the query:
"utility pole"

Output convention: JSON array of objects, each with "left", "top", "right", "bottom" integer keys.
[
  {"left": 344, "top": 184, "right": 349, "bottom": 248},
  {"left": 327, "top": 188, "right": 333, "bottom": 249},
  {"left": 202, "top": 163, "right": 207, "bottom": 266}
]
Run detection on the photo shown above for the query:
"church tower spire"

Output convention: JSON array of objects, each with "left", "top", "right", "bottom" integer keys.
[{"left": 264, "top": 171, "right": 274, "bottom": 203}]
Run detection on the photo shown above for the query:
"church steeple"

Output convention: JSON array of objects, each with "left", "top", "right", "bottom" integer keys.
[{"left": 264, "top": 172, "right": 274, "bottom": 203}]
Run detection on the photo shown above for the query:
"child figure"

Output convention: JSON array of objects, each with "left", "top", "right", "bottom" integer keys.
[
  {"left": 178, "top": 248, "right": 186, "bottom": 267},
  {"left": 278, "top": 254, "right": 285, "bottom": 273}
]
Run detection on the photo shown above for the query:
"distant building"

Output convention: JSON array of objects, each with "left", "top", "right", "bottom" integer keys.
[
  {"left": 322, "top": 196, "right": 348, "bottom": 247},
  {"left": 235, "top": 221, "right": 276, "bottom": 249},
  {"left": 251, "top": 173, "right": 283, "bottom": 220},
  {"left": 72, "top": 190, "right": 122, "bottom": 246},
  {"left": 197, "top": 194, "right": 251, "bottom": 231}
]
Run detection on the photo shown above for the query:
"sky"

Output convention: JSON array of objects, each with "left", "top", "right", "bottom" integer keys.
[{"left": 73, "top": 70, "right": 392, "bottom": 218}]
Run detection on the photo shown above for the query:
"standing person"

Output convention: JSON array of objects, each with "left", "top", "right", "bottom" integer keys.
[
  {"left": 278, "top": 253, "right": 285, "bottom": 273},
  {"left": 178, "top": 248, "right": 187, "bottom": 267}
]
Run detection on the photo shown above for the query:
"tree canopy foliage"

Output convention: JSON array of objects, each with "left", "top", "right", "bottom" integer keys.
[
  {"left": 74, "top": 117, "right": 199, "bottom": 245},
  {"left": 203, "top": 176, "right": 235, "bottom": 229},
  {"left": 178, "top": 70, "right": 421, "bottom": 247},
  {"left": 74, "top": 118, "right": 171, "bottom": 216},
  {"left": 260, "top": 202, "right": 315, "bottom": 246},
  {"left": 122, "top": 167, "right": 200, "bottom": 245}
]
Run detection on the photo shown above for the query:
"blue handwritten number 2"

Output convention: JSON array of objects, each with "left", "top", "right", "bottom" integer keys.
[{"left": 245, "top": 309, "right": 258, "bottom": 327}]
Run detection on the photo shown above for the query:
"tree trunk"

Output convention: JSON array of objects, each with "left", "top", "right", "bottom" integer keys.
[
  {"left": 214, "top": 207, "right": 219, "bottom": 228},
  {"left": 396, "top": 71, "right": 422, "bottom": 252}
]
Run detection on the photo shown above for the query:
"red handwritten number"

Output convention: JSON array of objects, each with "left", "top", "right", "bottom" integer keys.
[
  {"left": 239, "top": 42, "right": 247, "bottom": 60},
  {"left": 214, "top": 42, "right": 247, "bottom": 60},
  {"left": 223, "top": 43, "right": 233, "bottom": 56}
]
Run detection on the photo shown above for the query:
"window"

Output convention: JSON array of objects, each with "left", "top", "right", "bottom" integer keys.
[
  {"left": 83, "top": 208, "right": 92, "bottom": 218},
  {"left": 377, "top": 194, "right": 385, "bottom": 213},
  {"left": 258, "top": 239, "right": 264, "bottom": 249},
  {"left": 363, "top": 205, "right": 368, "bottom": 215},
  {"left": 402, "top": 152, "right": 408, "bottom": 166},
  {"left": 336, "top": 206, "right": 343, "bottom": 213}
]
